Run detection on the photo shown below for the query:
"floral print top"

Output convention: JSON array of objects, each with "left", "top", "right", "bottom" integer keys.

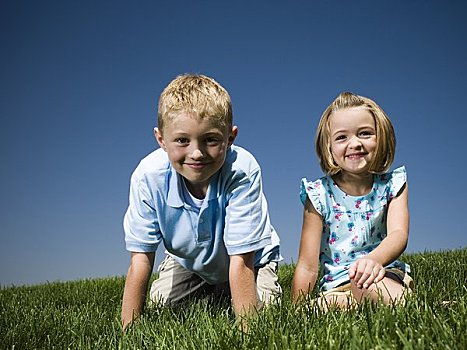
[{"left": 300, "top": 166, "right": 410, "bottom": 291}]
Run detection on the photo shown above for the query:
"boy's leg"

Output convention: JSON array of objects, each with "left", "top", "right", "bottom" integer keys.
[
  {"left": 149, "top": 255, "right": 209, "bottom": 306},
  {"left": 150, "top": 257, "right": 282, "bottom": 308},
  {"left": 255, "top": 261, "right": 282, "bottom": 308}
]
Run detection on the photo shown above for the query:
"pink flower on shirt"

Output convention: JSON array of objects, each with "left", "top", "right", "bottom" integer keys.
[{"left": 333, "top": 252, "right": 341, "bottom": 264}]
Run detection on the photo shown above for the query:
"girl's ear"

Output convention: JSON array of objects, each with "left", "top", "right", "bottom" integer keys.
[
  {"left": 154, "top": 127, "right": 166, "bottom": 151},
  {"left": 228, "top": 126, "right": 238, "bottom": 147}
]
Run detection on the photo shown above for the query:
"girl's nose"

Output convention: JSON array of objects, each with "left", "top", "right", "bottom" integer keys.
[{"left": 348, "top": 136, "right": 362, "bottom": 148}]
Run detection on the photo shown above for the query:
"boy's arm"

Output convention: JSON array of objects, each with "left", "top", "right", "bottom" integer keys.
[
  {"left": 121, "top": 251, "right": 155, "bottom": 329},
  {"left": 349, "top": 184, "right": 409, "bottom": 288},
  {"left": 229, "top": 252, "right": 257, "bottom": 317},
  {"left": 291, "top": 198, "right": 323, "bottom": 303}
]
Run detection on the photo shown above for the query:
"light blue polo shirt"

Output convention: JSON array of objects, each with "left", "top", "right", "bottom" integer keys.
[{"left": 123, "top": 145, "right": 281, "bottom": 284}]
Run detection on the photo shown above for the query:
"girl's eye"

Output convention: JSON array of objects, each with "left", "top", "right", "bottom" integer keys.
[
  {"left": 335, "top": 135, "right": 346, "bottom": 141},
  {"left": 359, "top": 131, "right": 374, "bottom": 137}
]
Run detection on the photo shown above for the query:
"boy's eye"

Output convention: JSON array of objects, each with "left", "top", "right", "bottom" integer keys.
[
  {"left": 175, "top": 138, "right": 189, "bottom": 144},
  {"left": 206, "top": 137, "right": 221, "bottom": 145}
]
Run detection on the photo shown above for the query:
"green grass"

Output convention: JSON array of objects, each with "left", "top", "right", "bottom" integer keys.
[{"left": 1, "top": 248, "right": 466, "bottom": 349}]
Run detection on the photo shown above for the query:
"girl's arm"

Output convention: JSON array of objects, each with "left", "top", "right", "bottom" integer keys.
[
  {"left": 121, "top": 252, "right": 155, "bottom": 329},
  {"left": 349, "top": 183, "right": 409, "bottom": 288},
  {"left": 291, "top": 198, "right": 323, "bottom": 303}
]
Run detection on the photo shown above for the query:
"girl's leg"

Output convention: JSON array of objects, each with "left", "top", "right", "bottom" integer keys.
[
  {"left": 320, "top": 293, "right": 356, "bottom": 311},
  {"left": 351, "top": 276, "right": 410, "bottom": 305},
  {"left": 315, "top": 284, "right": 357, "bottom": 311}
]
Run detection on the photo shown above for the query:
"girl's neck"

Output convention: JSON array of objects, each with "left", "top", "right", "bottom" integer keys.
[{"left": 332, "top": 171, "right": 374, "bottom": 196}]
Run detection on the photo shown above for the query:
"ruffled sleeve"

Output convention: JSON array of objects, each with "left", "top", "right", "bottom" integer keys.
[
  {"left": 300, "top": 177, "right": 326, "bottom": 216},
  {"left": 388, "top": 166, "right": 407, "bottom": 199}
]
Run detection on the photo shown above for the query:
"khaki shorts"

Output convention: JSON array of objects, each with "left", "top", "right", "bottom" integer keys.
[
  {"left": 149, "top": 255, "right": 282, "bottom": 309},
  {"left": 321, "top": 268, "right": 414, "bottom": 298}
]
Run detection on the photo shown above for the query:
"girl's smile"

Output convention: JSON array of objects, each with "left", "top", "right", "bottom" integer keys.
[
  {"left": 347, "top": 152, "right": 367, "bottom": 158},
  {"left": 330, "top": 107, "right": 377, "bottom": 176}
]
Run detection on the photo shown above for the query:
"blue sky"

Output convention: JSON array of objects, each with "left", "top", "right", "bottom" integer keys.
[{"left": 1, "top": 0, "right": 466, "bottom": 286}]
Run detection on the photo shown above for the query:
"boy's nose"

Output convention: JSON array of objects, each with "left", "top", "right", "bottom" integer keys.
[{"left": 190, "top": 148, "right": 204, "bottom": 159}]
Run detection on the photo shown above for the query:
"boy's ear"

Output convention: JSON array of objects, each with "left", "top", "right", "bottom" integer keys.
[
  {"left": 154, "top": 127, "right": 166, "bottom": 151},
  {"left": 228, "top": 126, "right": 238, "bottom": 147}
]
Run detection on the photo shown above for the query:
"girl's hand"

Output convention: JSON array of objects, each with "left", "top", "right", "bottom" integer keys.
[{"left": 348, "top": 258, "right": 385, "bottom": 289}]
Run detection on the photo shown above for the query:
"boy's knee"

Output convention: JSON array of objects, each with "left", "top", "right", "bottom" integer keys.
[
  {"left": 256, "top": 261, "right": 282, "bottom": 307},
  {"left": 149, "top": 279, "right": 172, "bottom": 306},
  {"left": 149, "top": 255, "right": 208, "bottom": 306}
]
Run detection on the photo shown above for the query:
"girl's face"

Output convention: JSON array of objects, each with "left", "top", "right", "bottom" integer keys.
[{"left": 329, "top": 107, "right": 377, "bottom": 176}]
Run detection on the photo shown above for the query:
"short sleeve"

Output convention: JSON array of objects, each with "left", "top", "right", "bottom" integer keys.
[
  {"left": 224, "top": 169, "right": 272, "bottom": 255},
  {"left": 300, "top": 178, "right": 326, "bottom": 216},
  {"left": 388, "top": 166, "right": 407, "bottom": 199},
  {"left": 123, "top": 173, "right": 162, "bottom": 252}
]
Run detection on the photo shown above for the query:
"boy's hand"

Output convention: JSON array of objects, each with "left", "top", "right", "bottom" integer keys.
[
  {"left": 348, "top": 258, "right": 385, "bottom": 289},
  {"left": 121, "top": 252, "right": 155, "bottom": 330}
]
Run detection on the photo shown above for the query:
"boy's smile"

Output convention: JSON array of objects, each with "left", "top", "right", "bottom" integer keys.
[{"left": 155, "top": 112, "right": 237, "bottom": 199}]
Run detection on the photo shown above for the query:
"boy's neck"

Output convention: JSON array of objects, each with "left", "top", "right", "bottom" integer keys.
[
  {"left": 184, "top": 178, "right": 208, "bottom": 200},
  {"left": 332, "top": 171, "right": 374, "bottom": 196}
]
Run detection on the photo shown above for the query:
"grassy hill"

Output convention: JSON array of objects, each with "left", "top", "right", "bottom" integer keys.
[{"left": 1, "top": 248, "right": 466, "bottom": 349}]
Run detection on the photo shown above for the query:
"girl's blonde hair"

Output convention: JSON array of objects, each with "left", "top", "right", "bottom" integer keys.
[
  {"left": 316, "top": 92, "right": 396, "bottom": 175},
  {"left": 158, "top": 74, "right": 232, "bottom": 134}
]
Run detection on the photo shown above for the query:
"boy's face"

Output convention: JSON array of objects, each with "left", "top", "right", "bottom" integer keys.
[{"left": 155, "top": 112, "right": 237, "bottom": 198}]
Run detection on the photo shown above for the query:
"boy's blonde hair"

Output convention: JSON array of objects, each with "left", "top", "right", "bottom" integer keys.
[
  {"left": 316, "top": 92, "right": 396, "bottom": 175},
  {"left": 158, "top": 74, "right": 233, "bottom": 133}
]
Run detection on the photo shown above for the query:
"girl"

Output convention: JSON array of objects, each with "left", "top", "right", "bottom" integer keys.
[{"left": 291, "top": 92, "right": 413, "bottom": 309}]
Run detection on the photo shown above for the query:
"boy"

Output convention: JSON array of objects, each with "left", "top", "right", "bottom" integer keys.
[{"left": 121, "top": 74, "right": 282, "bottom": 328}]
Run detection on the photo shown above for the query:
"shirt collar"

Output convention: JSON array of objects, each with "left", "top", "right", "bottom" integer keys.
[
  {"left": 167, "top": 167, "right": 184, "bottom": 207},
  {"left": 167, "top": 167, "right": 220, "bottom": 207}
]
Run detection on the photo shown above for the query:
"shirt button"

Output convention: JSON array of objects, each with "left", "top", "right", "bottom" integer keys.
[{"left": 199, "top": 218, "right": 204, "bottom": 223}]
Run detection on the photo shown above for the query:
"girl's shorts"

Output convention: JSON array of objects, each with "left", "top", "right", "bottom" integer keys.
[{"left": 321, "top": 268, "right": 414, "bottom": 298}]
